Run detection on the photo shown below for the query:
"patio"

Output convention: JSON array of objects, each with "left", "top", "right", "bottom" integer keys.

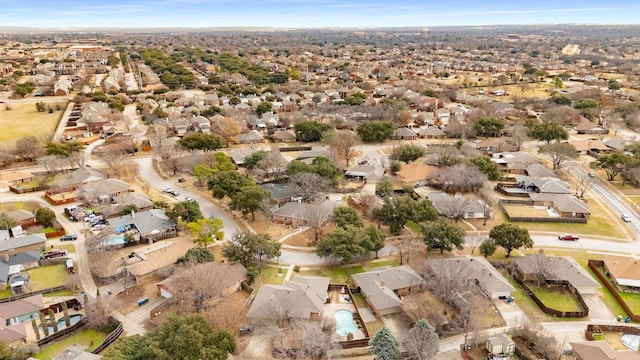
[{"left": 322, "top": 288, "right": 367, "bottom": 342}]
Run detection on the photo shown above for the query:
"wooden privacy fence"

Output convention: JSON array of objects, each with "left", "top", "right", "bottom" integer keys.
[
  {"left": 512, "top": 276, "right": 589, "bottom": 318},
  {"left": 92, "top": 322, "right": 124, "bottom": 354},
  {"left": 588, "top": 259, "right": 640, "bottom": 322}
]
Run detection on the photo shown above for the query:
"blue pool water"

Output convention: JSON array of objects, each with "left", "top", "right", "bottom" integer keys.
[
  {"left": 334, "top": 310, "right": 357, "bottom": 336},
  {"left": 39, "top": 314, "right": 83, "bottom": 333},
  {"left": 102, "top": 235, "right": 125, "bottom": 246}
]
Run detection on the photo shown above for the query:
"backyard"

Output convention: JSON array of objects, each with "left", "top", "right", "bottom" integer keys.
[
  {"left": 34, "top": 329, "right": 107, "bottom": 360},
  {"left": 528, "top": 283, "right": 585, "bottom": 312},
  {"left": 29, "top": 264, "right": 69, "bottom": 290}
]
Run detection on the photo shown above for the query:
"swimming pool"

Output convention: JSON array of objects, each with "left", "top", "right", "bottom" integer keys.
[
  {"left": 102, "top": 235, "right": 125, "bottom": 246},
  {"left": 39, "top": 314, "right": 83, "bottom": 333},
  {"left": 334, "top": 310, "right": 357, "bottom": 337}
]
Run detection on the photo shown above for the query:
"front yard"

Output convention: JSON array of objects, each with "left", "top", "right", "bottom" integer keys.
[{"left": 528, "top": 284, "right": 584, "bottom": 312}]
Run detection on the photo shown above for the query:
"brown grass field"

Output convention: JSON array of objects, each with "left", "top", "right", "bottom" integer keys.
[{"left": 0, "top": 102, "right": 61, "bottom": 145}]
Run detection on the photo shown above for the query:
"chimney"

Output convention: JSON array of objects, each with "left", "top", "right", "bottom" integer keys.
[
  {"left": 3, "top": 254, "right": 8, "bottom": 263},
  {"left": 380, "top": 280, "right": 385, "bottom": 288},
  {"left": 131, "top": 210, "right": 135, "bottom": 218}
]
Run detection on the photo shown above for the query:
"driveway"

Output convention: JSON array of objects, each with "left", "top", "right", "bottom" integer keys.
[
  {"left": 381, "top": 313, "right": 412, "bottom": 344},
  {"left": 582, "top": 293, "right": 615, "bottom": 321}
]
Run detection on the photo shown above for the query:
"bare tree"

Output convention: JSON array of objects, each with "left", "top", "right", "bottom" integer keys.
[
  {"left": 167, "top": 263, "right": 229, "bottom": 313},
  {"left": 14, "top": 135, "right": 39, "bottom": 162},
  {"left": 155, "top": 143, "right": 186, "bottom": 175},
  {"left": 402, "top": 292, "right": 438, "bottom": 323},
  {"left": 352, "top": 192, "right": 378, "bottom": 218},
  {"left": 36, "top": 155, "right": 67, "bottom": 188},
  {"left": 510, "top": 125, "right": 529, "bottom": 151},
  {"left": 466, "top": 236, "right": 484, "bottom": 256},
  {"left": 575, "top": 167, "right": 595, "bottom": 198},
  {"left": 255, "top": 152, "right": 288, "bottom": 181},
  {"left": 288, "top": 172, "right": 331, "bottom": 203},
  {"left": 86, "top": 296, "right": 121, "bottom": 330},
  {"left": 420, "top": 258, "right": 475, "bottom": 305},
  {"left": 67, "top": 150, "right": 88, "bottom": 169},
  {"left": 303, "top": 202, "right": 333, "bottom": 242},
  {"left": 330, "top": 130, "right": 359, "bottom": 167},
  {"left": 475, "top": 185, "right": 496, "bottom": 226},
  {"left": 438, "top": 164, "right": 488, "bottom": 193},
  {"left": 0, "top": 146, "right": 14, "bottom": 167},
  {"left": 393, "top": 235, "right": 423, "bottom": 265},
  {"left": 526, "top": 253, "right": 554, "bottom": 288},
  {"left": 440, "top": 193, "right": 468, "bottom": 222},
  {"left": 101, "top": 148, "right": 128, "bottom": 178}
]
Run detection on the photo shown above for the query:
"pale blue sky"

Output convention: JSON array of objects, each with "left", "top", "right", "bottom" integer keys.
[{"left": 0, "top": 0, "right": 638, "bottom": 28}]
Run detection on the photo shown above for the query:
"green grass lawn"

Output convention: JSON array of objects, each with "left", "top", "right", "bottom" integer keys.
[
  {"left": 528, "top": 284, "right": 584, "bottom": 312},
  {"left": 43, "top": 289, "right": 74, "bottom": 298},
  {"left": 0, "top": 288, "right": 11, "bottom": 299},
  {"left": 366, "top": 259, "right": 400, "bottom": 269},
  {"left": 365, "top": 320, "right": 384, "bottom": 336},
  {"left": 254, "top": 267, "right": 286, "bottom": 288},
  {"left": 352, "top": 293, "right": 369, "bottom": 308},
  {"left": 299, "top": 267, "right": 352, "bottom": 285},
  {"left": 500, "top": 270, "right": 571, "bottom": 322},
  {"left": 29, "top": 264, "right": 68, "bottom": 290},
  {"left": 35, "top": 329, "right": 107, "bottom": 360},
  {"left": 617, "top": 291, "right": 640, "bottom": 312},
  {"left": 534, "top": 249, "right": 628, "bottom": 317},
  {"left": 53, "top": 244, "right": 76, "bottom": 254}
]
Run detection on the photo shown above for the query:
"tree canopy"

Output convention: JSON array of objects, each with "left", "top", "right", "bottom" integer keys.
[
  {"left": 167, "top": 200, "right": 203, "bottom": 223},
  {"left": 223, "top": 232, "right": 281, "bottom": 271},
  {"left": 591, "top": 151, "right": 633, "bottom": 181},
  {"left": 531, "top": 122, "right": 568, "bottom": 143},
  {"left": 178, "top": 133, "right": 222, "bottom": 152},
  {"left": 369, "top": 326, "right": 399, "bottom": 360},
  {"left": 420, "top": 218, "right": 465, "bottom": 254},
  {"left": 390, "top": 144, "right": 425, "bottom": 164},
  {"left": 333, "top": 207, "right": 363, "bottom": 229},
  {"left": 102, "top": 314, "right": 235, "bottom": 360},
  {"left": 294, "top": 121, "right": 331, "bottom": 142},
  {"left": 186, "top": 218, "right": 225, "bottom": 247},
  {"left": 208, "top": 171, "right": 254, "bottom": 200},
  {"left": 473, "top": 117, "right": 505, "bottom": 137},
  {"left": 489, "top": 223, "right": 533, "bottom": 257},
  {"left": 539, "top": 142, "right": 579, "bottom": 169},
  {"left": 357, "top": 120, "right": 395, "bottom": 142},
  {"left": 176, "top": 247, "right": 215, "bottom": 264},
  {"left": 468, "top": 156, "right": 501, "bottom": 181},
  {"left": 373, "top": 196, "right": 438, "bottom": 235},
  {"left": 316, "top": 225, "right": 370, "bottom": 264}
]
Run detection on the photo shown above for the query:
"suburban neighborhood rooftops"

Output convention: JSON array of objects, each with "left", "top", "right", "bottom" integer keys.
[
  {"left": 352, "top": 265, "right": 426, "bottom": 313},
  {"left": 247, "top": 275, "right": 329, "bottom": 320},
  {"left": 0, "top": 233, "right": 46, "bottom": 253},
  {"left": 107, "top": 209, "right": 177, "bottom": 234}
]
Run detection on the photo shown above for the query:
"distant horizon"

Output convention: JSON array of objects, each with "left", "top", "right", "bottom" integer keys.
[{"left": 0, "top": 0, "right": 639, "bottom": 29}]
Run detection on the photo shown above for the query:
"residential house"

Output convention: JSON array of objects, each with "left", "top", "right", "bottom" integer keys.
[
  {"left": 0, "top": 250, "right": 40, "bottom": 283},
  {"left": 475, "top": 139, "right": 518, "bottom": 155},
  {"left": 229, "top": 148, "right": 261, "bottom": 167},
  {"left": 391, "top": 127, "right": 418, "bottom": 140},
  {"left": 0, "top": 171, "right": 34, "bottom": 186},
  {"left": 434, "top": 108, "right": 450, "bottom": 125},
  {"left": 515, "top": 176, "right": 572, "bottom": 194},
  {"left": 235, "top": 130, "right": 264, "bottom": 145},
  {"left": 246, "top": 116, "right": 267, "bottom": 131},
  {"left": 0, "top": 234, "right": 47, "bottom": 257},
  {"left": 103, "top": 192, "right": 154, "bottom": 218},
  {"left": 491, "top": 152, "right": 540, "bottom": 174},
  {"left": 260, "top": 183, "right": 300, "bottom": 205},
  {"left": 525, "top": 163, "right": 555, "bottom": 178},
  {"left": 395, "top": 162, "right": 441, "bottom": 187},
  {"left": 603, "top": 258, "right": 640, "bottom": 291},
  {"left": 569, "top": 139, "right": 611, "bottom": 156},
  {"left": 352, "top": 265, "right": 426, "bottom": 316},
  {"left": 107, "top": 209, "right": 177, "bottom": 242},
  {"left": 514, "top": 254, "right": 600, "bottom": 295},
  {"left": 272, "top": 200, "right": 336, "bottom": 226},
  {"left": 296, "top": 147, "right": 332, "bottom": 162},
  {"left": 0, "top": 294, "right": 44, "bottom": 345},
  {"left": 486, "top": 334, "right": 515, "bottom": 356},
  {"left": 272, "top": 130, "right": 297, "bottom": 143},
  {"left": 55, "top": 167, "right": 108, "bottom": 188},
  {"left": 570, "top": 341, "right": 640, "bottom": 360},
  {"left": 7, "top": 210, "right": 37, "bottom": 228},
  {"left": 80, "top": 178, "right": 132, "bottom": 205},
  {"left": 424, "top": 257, "right": 515, "bottom": 300},
  {"left": 575, "top": 121, "right": 607, "bottom": 135},
  {"left": 190, "top": 116, "right": 211, "bottom": 134},
  {"left": 157, "top": 263, "right": 247, "bottom": 299},
  {"left": 344, "top": 165, "right": 378, "bottom": 181},
  {"left": 423, "top": 192, "right": 490, "bottom": 220},
  {"left": 528, "top": 193, "right": 590, "bottom": 219},
  {"left": 247, "top": 275, "right": 329, "bottom": 321},
  {"left": 417, "top": 126, "right": 445, "bottom": 139},
  {"left": 53, "top": 78, "right": 72, "bottom": 96},
  {"left": 604, "top": 137, "right": 626, "bottom": 151},
  {"left": 124, "top": 240, "right": 193, "bottom": 284}
]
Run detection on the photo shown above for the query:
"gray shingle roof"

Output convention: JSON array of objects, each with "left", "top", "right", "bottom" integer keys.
[
  {"left": 0, "top": 234, "right": 46, "bottom": 253},
  {"left": 107, "top": 209, "right": 176, "bottom": 234},
  {"left": 352, "top": 265, "right": 426, "bottom": 312},
  {"left": 247, "top": 275, "right": 329, "bottom": 320}
]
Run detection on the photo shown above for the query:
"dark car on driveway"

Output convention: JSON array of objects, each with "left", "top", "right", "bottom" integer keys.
[
  {"left": 44, "top": 249, "right": 68, "bottom": 259},
  {"left": 60, "top": 234, "right": 78, "bottom": 241},
  {"left": 558, "top": 234, "right": 579, "bottom": 241}
]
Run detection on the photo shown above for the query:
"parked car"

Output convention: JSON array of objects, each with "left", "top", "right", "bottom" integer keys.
[
  {"left": 558, "top": 234, "right": 579, "bottom": 241},
  {"left": 84, "top": 214, "right": 103, "bottom": 223},
  {"left": 163, "top": 186, "right": 178, "bottom": 196},
  {"left": 622, "top": 214, "right": 632, "bottom": 222},
  {"left": 358, "top": 159, "right": 369, "bottom": 165},
  {"left": 44, "top": 249, "right": 68, "bottom": 259},
  {"left": 60, "top": 234, "right": 78, "bottom": 241}
]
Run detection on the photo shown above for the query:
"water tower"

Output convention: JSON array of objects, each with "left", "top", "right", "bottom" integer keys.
[{"left": 421, "top": 27, "right": 429, "bottom": 38}]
